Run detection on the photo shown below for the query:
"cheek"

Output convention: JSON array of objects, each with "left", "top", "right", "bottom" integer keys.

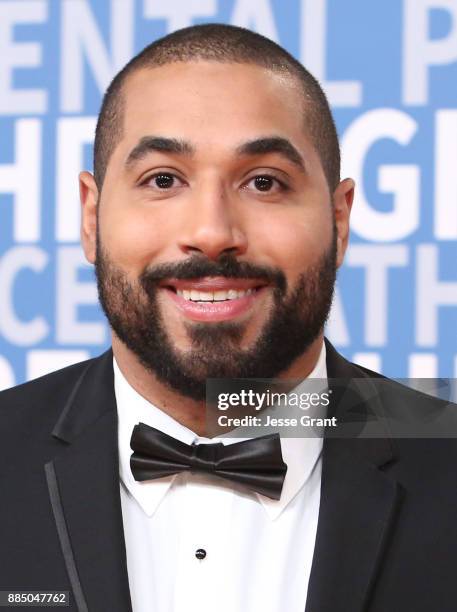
[
  {"left": 98, "top": 201, "right": 173, "bottom": 273},
  {"left": 249, "top": 207, "right": 333, "bottom": 279}
]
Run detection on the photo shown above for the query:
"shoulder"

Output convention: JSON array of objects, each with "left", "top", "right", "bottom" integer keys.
[
  {"left": 0, "top": 353, "right": 107, "bottom": 436},
  {"left": 355, "top": 360, "right": 453, "bottom": 416},
  {"left": 326, "top": 338, "right": 453, "bottom": 415},
  {"left": 349, "top": 360, "right": 457, "bottom": 466},
  {"left": 326, "top": 339, "right": 457, "bottom": 449}
]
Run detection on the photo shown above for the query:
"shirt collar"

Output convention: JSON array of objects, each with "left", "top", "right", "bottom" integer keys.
[{"left": 115, "top": 341, "right": 327, "bottom": 521}]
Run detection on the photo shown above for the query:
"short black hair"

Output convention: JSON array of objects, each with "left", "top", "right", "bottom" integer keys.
[{"left": 93, "top": 23, "right": 340, "bottom": 192}]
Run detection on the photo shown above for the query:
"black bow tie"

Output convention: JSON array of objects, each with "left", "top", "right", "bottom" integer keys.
[{"left": 130, "top": 422, "right": 287, "bottom": 500}]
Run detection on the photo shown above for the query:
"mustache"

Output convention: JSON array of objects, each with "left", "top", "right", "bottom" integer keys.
[{"left": 139, "top": 252, "right": 287, "bottom": 293}]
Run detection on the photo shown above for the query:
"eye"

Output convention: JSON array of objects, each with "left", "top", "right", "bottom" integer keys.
[
  {"left": 143, "top": 172, "right": 184, "bottom": 189},
  {"left": 244, "top": 174, "right": 288, "bottom": 193}
]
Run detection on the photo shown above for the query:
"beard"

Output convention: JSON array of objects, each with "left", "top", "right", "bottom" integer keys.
[{"left": 95, "top": 229, "right": 337, "bottom": 401}]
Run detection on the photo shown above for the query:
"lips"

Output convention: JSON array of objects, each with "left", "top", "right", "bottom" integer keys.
[
  {"left": 161, "top": 276, "right": 267, "bottom": 292},
  {"left": 159, "top": 277, "right": 269, "bottom": 322},
  {"left": 176, "top": 287, "right": 257, "bottom": 302}
]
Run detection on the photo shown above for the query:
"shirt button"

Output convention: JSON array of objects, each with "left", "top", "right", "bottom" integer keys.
[{"left": 195, "top": 548, "right": 207, "bottom": 560}]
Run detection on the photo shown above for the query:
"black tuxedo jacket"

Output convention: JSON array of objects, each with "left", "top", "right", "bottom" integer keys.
[{"left": 1, "top": 339, "right": 457, "bottom": 612}]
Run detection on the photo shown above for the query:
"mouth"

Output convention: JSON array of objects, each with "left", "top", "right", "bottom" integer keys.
[{"left": 159, "top": 277, "right": 269, "bottom": 322}]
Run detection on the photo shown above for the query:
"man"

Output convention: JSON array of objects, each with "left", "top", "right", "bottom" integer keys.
[{"left": 1, "top": 23, "right": 456, "bottom": 612}]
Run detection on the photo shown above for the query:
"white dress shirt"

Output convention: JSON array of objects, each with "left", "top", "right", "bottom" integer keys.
[{"left": 116, "top": 342, "right": 327, "bottom": 612}]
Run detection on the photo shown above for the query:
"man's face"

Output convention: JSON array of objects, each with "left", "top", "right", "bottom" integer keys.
[{"left": 81, "top": 62, "right": 352, "bottom": 400}]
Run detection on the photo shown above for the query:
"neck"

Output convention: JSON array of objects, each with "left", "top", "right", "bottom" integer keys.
[{"left": 112, "top": 333, "right": 325, "bottom": 436}]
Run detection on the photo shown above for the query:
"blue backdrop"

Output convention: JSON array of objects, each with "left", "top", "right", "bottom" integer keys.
[{"left": 0, "top": 0, "right": 456, "bottom": 389}]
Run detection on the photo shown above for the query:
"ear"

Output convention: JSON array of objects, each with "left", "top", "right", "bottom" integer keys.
[
  {"left": 79, "top": 171, "right": 99, "bottom": 264},
  {"left": 333, "top": 178, "right": 355, "bottom": 268}
]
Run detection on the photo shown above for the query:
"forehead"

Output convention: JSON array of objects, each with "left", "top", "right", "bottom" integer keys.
[{"left": 119, "top": 61, "right": 308, "bottom": 152}]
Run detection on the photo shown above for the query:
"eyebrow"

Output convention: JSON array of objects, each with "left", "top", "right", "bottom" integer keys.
[
  {"left": 124, "top": 134, "right": 306, "bottom": 173},
  {"left": 125, "top": 136, "right": 195, "bottom": 168},
  {"left": 236, "top": 137, "right": 306, "bottom": 172}
]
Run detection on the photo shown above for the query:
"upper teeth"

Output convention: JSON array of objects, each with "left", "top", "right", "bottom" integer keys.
[{"left": 177, "top": 288, "right": 254, "bottom": 301}]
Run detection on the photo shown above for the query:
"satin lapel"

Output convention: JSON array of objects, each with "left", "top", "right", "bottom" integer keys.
[
  {"left": 45, "top": 350, "right": 132, "bottom": 612},
  {"left": 304, "top": 340, "right": 400, "bottom": 612},
  {"left": 304, "top": 437, "right": 399, "bottom": 612}
]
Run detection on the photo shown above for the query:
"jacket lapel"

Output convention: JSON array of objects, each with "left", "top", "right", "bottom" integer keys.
[
  {"left": 45, "top": 350, "right": 132, "bottom": 612},
  {"left": 305, "top": 340, "right": 400, "bottom": 612}
]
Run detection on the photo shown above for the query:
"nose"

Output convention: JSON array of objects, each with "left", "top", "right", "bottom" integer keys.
[{"left": 177, "top": 180, "right": 248, "bottom": 260}]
